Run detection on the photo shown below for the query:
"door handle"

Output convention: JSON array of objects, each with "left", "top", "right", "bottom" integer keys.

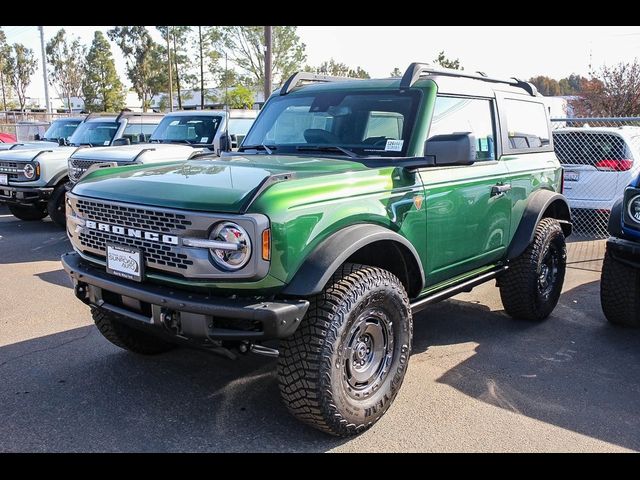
[{"left": 491, "top": 183, "right": 512, "bottom": 197}]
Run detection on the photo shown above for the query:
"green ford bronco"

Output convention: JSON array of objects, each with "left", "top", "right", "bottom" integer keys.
[{"left": 62, "top": 63, "right": 572, "bottom": 437}]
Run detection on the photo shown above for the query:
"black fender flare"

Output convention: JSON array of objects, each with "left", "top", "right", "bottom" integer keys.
[
  {"left": 507, "top": 189, "right": 572, "bottom": 260},
  {"left": 46, "top": 171, "right": 69, "bottom": 188},
  {"left": 607, "top": 197, "right": 624, "bottom": 238},
  {"left": 282, "top": 224, "right": 425, "bottom": 297}
]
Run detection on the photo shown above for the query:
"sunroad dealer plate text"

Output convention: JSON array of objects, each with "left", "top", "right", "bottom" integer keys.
[{"left": 106, "top": 243, "right": 144, "bottom": 282}]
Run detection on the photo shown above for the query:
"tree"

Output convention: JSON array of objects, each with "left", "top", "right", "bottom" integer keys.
[
  {"left": 219, "top": 26, "right": 306, "bottom": 87},
  {"left": 108, "top": 26, "right": 166, "bottom": 111},
  {"left": 434, "top": 51, "right": 463, "bottom": 70},
  {"left": 305, "top": 58, "right": 370, "bottom": 78},
  {"left": 390, "top": 67, "right": 402, "bottom": 77},
  {"left": 226, "top": 85, "right": 254, "bottom": 109},
  {"left": 570, "top": 60, "right": 640, "bottom": 117},
  {"left": 0, "top": 29, "right": 13, "bottom": 111},
  {"left": 82, "top": 31, "right": 125, "bottom": 112},
  {"left": 45, "top": 29, "right": 86, "bottom": 113},
  {"left": 156, "top": 26, "right": 195, "bottom": 109},
  {"left": 5, "top": 44, "right": 37, "bottom": 111},
  {"left": 529, "top": 75, "right": 561, "bottom": 96}
]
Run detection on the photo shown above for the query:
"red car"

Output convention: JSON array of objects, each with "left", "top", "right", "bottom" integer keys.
[{"left": 0, "top": 132, "right": 17, "bottom": 143}]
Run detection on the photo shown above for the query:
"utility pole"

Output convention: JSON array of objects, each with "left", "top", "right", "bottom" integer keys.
[
  {"left": 38, "top": 26, "right": 52, "bottom": 116},
  {"left": 199, "top": 26, "right": 204, "bottom": 110},
  {"left": 264, "top": 26, "right": 272, "bottom": 105},
  {"left": 166, "top": 26, "right": 173, "bottom": 112}
]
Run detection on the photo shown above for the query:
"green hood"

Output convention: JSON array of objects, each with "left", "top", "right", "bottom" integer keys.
[{"left": 71, "top": 154, "right": 368, "bottom": 213}]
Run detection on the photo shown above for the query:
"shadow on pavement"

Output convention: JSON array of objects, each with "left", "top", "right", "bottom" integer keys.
[
  {"left": 0, "top": 206, "right": 69, "bottom": 264},
  {"left": 413, "top": 279, "right": 640, "bottom": 451},
  {"left": 0, "top": 325, "right": 347, "bottom": 452}
]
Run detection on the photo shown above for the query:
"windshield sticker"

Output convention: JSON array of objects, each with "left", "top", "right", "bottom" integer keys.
[
  {"left": 200, "top": 137, "right": 209, "bottom": 143},
  {"left": 104, "top": 141, "right": 110, "bottom": 145},
  {"left": 385, "top": 139, "right": 404, "bottom": 152}
]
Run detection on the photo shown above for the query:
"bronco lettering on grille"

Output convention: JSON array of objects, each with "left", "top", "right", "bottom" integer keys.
[{"left": 85, "top": 220, "right": 179, "bottom": 245}]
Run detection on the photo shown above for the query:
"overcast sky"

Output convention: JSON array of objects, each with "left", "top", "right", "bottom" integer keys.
[{"left": 4, "top": 25, "right": 640, "bottom": 102}]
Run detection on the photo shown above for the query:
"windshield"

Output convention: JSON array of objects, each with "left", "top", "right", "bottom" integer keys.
[
  {"left": 228, "top": 118, "right": 255, "bottom": 136},
  {"left": 68, "top": 121, "right": 118, "bottom": 146},
  {"left": 242, "top": 90, "right": 421, "bottom": 157},
  {"left": 43, "top": 119, "right": 81, "bottom": 141},
  {"left": 150, "top": 115, "right": 222, "bottom": 145}
]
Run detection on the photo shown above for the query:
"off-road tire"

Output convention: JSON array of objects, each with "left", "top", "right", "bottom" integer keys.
[
  {"left": 499, "top": 217, "right": 566, "bottom": 321},
  {"left": 600, "top": 248, "right": 640, "bottom": 327},
  {"left": 92, "top": 307, "right": 176, "bottom": 355},
  {"left": 278, "top": 263, "right": 413, "bottom": 437},
  {"left": 47, "top": 184, "right": 67, "bottom": 228},
  {"left": 8, "top": 204, "right": 48, "bottom": 221}
]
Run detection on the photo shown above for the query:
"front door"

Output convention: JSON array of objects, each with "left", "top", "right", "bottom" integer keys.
[{"left": 420, "top": 95, "right": 511, "bottom": 286}]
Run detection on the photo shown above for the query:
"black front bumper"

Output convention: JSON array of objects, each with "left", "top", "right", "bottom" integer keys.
[
  {"left": 61, "top": 252, "right": 309, "bottom": 342},
  {"left": 607, "top": 236, "right": 640, "bottom": 269},
  {"left": 0, "top": 185, "right": 53, "bottom": 206}
]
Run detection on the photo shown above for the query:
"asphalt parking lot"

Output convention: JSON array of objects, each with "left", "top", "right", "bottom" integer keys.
[{"left": 1, "top": 204, "right": 639, "bottom": 452}]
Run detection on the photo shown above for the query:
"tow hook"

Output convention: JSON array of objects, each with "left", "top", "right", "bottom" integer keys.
[{"left": 239, "top": 342, "right": 279, "bottom": 358}]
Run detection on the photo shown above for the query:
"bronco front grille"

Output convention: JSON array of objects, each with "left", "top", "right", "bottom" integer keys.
[
  {"left": 69, "top": 159, "right": 100, "bottom": 182},
  {"left": 76, "top": 199, "right": 192, "bottom": 233},
  {"left": 79, "top": 229, "right": 193, "bottom": 270},
  {"left": 0, "top": 161, "right": 21, "bottom": 180}
]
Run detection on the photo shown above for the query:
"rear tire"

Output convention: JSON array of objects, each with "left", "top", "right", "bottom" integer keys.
[
  {"left": 278, "top": 263, "right": 412, "bottom": 437},
  {"left": 92, "top": 307, "right": 176, "bottom": 355},
  {"left": 499, "top": 218, "right": 566, "bottom": 321},
  {"left": 47, "top": 184, "right": 67, "bottom": 228},
  {"left": 8, "top": 204, "right": 48, "bottom": 221},
  {"left": 600, "top": 248, "right": 640, "bottom": 327}
]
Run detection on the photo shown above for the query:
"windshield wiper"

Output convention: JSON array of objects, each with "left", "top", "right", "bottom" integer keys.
[
  {"left": 239, "top": 144, "right": 276, "bottom": 154},
  {"left": 296, "top": 145, "right": 359, "bottom": 158}
]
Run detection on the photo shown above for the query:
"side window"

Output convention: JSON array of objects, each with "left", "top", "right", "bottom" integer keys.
[
  {"left": 429, "top": 96, "right": 496, "bottom": 160},
  {"left": 122, "top": 123, "right": 156, "bottom": 145},
  {"left": 503, "top": 99, "right": 550, "bottom": 151}
]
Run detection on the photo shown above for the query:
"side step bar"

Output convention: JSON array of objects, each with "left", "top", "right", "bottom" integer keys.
[{"left": 410, "top": 266, "right": 508, "bottom": 314}]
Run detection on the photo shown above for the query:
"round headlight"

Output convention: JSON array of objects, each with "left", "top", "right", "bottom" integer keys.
[
  {"left": 23, "top": 163, "right": 36, "bottom": 179},
  {"left": 209, "top": 222, "right": 251, "bottom": 271},
  {"left": 627, "top": 195, "right": 640, "bottom": 224}
]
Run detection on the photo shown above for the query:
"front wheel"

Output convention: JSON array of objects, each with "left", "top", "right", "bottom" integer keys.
[
  {"left": 499, "top": 217, "right": 567, "bottom": 321},
  {"left": 278, "top": 263, "right": 413, "bottom": 437},
  {"left": 47, "top": 184, "right": 67, "bottom": 228},
  {"left": 600, "top": 249, "right": 640, "bottom": 327},
  {"left": 8, "top": 204, "right": 48, "bottom": 221}
]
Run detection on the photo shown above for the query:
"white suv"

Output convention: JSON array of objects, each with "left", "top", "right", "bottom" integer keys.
[{"left": 553, "top": 126, "right": 640, "bottom": 231}]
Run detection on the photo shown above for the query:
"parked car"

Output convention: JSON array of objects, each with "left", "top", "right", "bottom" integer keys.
[
  {"left": 66, "top": 109, "right": 258, "bottom": 185},
  {"left": 61, "top": 64, "right": 571, "bottom": 437},
  {"left": 0, "top": 117, "right": 84, "bottom": 151},
  {"left": 0, "top": 132, "right": 17, "bottom": 143},
  {"left": 553, "top": 126, "right": 640, "bottom": 232},
  {"left": 600, "top": 174, "right": 640, "bottom": 327},
  {"left": 0, "top": 111, "right": 164, "bottom": 227}
]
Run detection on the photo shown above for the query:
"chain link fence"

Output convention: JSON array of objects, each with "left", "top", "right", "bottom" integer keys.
[
  {"left": 551, "top": 117, "right": 640, "bottom": 239},
  {"left": 0, "top": 112, "right": 78, "bottom": 141}
]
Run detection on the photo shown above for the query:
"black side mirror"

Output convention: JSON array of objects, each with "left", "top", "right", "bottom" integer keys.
[
  {"left": 112, "top": 138, "right": 130, "bottom": 146},
  {"left": 34, "top": 133, "right": 41, "bottom": 141},
  {"left": 424, "top": 132, "right": 476, "bottom": 166}
]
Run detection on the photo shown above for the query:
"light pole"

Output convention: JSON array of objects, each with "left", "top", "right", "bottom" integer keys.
[
  {"left": 166, "top": 26, "right": 173, "bottom": 112},
  {"left": 264, "top": 26, "right": 272, "bottom": 106},
  {"left": 38, "top": 26, "right": 52, "bottom": 117}
]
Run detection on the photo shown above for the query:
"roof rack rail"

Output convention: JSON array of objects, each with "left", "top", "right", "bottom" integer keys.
[
  {"left": 399, "top": 63, "right": 538, "bottom": 96},
  {"left": 279, "top": 72, "right": 363, "bottom": 95}
]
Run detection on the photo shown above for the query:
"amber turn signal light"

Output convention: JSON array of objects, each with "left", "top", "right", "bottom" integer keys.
[{"left": 262, "top": 229, "right": 271, "bottom": 261}]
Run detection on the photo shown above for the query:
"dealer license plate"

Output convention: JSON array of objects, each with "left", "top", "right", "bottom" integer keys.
[
  {"left": 106, "top": 244, "right": 143, "bottom": 282},
  {"left": 564, "top": 171, "right": 580, "bottom": 182},
  {"left": 0, "top": 173, "right": 7, "bottom": 185}
]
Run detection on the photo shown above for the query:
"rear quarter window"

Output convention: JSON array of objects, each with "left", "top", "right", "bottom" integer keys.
[{"left": 502, "top": 98, "right": 551, "bottom": 153}]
